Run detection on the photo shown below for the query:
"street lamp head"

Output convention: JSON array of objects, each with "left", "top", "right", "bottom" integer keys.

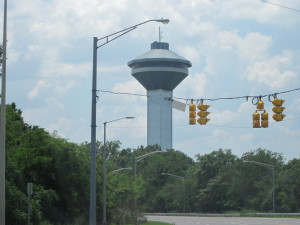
[
  {"left": 125, "top": 116, "right": 135, "bottom": 119},
  {"left": 156, "top": 18, "right": 170, "bottom": 24}
]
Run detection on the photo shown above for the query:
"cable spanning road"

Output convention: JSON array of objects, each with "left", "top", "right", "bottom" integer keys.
[{"left": 147, "top": 216, "right": 300, "bottom": 225}]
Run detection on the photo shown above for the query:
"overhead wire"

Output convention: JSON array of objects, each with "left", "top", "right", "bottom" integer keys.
[
  {"left": 260, "top": 0, "right": 300, "bottom": 13},
  {"left": 99, "top": 87, "right": 300, "bottom": 105},
  {"left": 98, "top": 89, "right": 148, "bottom": 97},
  {"left": 170, "top": 87, "right": 300, "bottom": 104}
]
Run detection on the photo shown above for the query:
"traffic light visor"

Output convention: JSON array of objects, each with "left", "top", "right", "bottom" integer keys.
[
  {"left": 197, "top": 104, "right": 210, "bottom": 111},
  {"left": 272, "top": 99, "right": 285, "bottom": 106},
  {"left": 272, "top": 106, "right": 285, "bottom": 114}
]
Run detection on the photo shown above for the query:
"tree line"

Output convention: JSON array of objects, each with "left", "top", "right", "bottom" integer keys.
[{"left": 4, "top": 103, "right": 300, "bottom": 224}]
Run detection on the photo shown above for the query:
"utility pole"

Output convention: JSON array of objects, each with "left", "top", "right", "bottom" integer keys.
[{"left": 0, "top": 0, "right": 8, "bottom": 224}]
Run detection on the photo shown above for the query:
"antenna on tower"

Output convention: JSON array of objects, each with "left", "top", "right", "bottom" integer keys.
[{"left": 159, "top": 26, "right": 162, "bottom": 42}]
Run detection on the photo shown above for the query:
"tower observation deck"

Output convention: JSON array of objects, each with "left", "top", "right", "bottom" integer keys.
[{"left": 128, "top": 41, "right": 192, "bottom": 150}]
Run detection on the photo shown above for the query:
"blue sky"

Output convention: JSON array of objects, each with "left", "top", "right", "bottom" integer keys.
[{"left": 1, "top": 0, "right": 300, "bottom": 161}]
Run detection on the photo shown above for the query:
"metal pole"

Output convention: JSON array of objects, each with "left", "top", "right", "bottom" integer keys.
[
  {"left": 161, "top": 173, "right": 185, "bottom": 213},
  {"left": 28, "top": 195, "right": 30, "bottom": 225},
  {"left": 89, "top": 37, "right": 98, "bottom": 225},
  {"left": 27, "top": 183, "right": 33, "bottom": 225},
  {"left": 272, "top": 168, "right": 275, "bottom": 213},
  {"left": 134, "top": 159, "right": 137, "bottom": 211},
  {"left": 102, "top": 122, "right": 107, "bottom": 225},
  {"left": 0, "top": 0, "right": 7, "bottom": 224},
  {"left": 102, "top": 117, "right": 133, "bottom": 224},
  {"left": 243, "top": 160, "right": 275, "bottom": 213},
  {"left": 88, "top": 19, "right": 169, "bottom": 225},
  {"left": 183, "top": 178, "right": 185, "bottom": 213},
  {"left": 134, "top": 151, "right": 164, "bottom": 211}
]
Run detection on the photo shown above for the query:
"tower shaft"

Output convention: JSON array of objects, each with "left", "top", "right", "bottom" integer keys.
[{"left": 147, "top": 90, "right": 172, "bottom": 150}]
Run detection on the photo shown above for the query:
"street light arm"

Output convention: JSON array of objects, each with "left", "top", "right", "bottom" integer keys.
[
  {"left": 97, "top": 27, "right": 137, "bottom": 49},
  {"left": 244, "top": 160, "right": 274, "bottom": 169},
  {"left": 136, "top": 151, "right": 164, "bottom": 162},
  {"left": 104, "top": 116, "right": 134, "bottom": 125},
  {"left": 162, "top": 172, "right": 184, "bottom": 180},
  {"left": 243, "top": 159, "right": 275, "bottom": 213},
  {"left": 96, "top": 18, "right": 170, "bottom": 49},
  {"left": 110, "top": 167, "right": 133, "bottom": 174}
]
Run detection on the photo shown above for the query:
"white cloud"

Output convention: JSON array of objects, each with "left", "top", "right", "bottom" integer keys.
[
  {"left": 218, "top": 0, "right": 300, "bottom": 27},
  {"left": 28, "top": 79, "right": 76, "bottom": 98},
  {"left": 213, "top": 129, "right": 229, "bottom": 137},
  {"left": 211, "top": 110, "right": 237, "bottom": 126},
  {"left": 112, "top": 80, "right": 147, "bottom": 102},
  {"left": 178, "top": 46, "right": 200, "bottom": 65},
  {"left": 49, "top": 117, "right": 72, "bottom": 134},
  {"left": 175, "top": 72, "right": 207, "bottom": 99},
  {"left": 217, "top": 30, "right": 272, "bottom": 61},
  {"left": 27, "top": 79, "right": 52, "bottom": 99},
  {"left": 45, "top": 98, "right": 65, "bottom": 111},
  {"left": 41, "top": 61, "right": 91, "bottom": 78},
  {"left": 246, "top": 51, "right": 297, "bottom": 88}
]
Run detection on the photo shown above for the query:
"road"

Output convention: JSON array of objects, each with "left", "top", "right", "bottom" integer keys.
[{"left": 147, "top": 216, "right": 300, "bottom": 225}]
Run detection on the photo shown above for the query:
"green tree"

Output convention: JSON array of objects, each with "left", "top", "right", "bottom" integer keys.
[
  {"left": 241, "top": 148, "right": 284, "bottom": 212},
  {"left": 194, "top": 149, "right": 240, "bottom": 212},
  {"left": 277, "top": 158, "right": 300, "bottom": 212}
]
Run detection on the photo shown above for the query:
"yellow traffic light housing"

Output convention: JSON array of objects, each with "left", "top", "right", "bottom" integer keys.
[
  {"left": 273, "top": 113, "right": 285, "bottom": 121},
  {"left": 261, "top": 111, "right": 268, "bottom": 128},
  {"left": 189, "top": 103, "right": 196, "bottom": 125},
  {"left": 252, "top": 98, "right": 268, "bottom": 128},
  {"left": 197, "top": 104, "right": 210, "bottom": 125},
  {"left": 272, "top": 98, "right": 285, "bottom": 122},
  {"left": 252, "top": 111, "right": 260, "bottom": 128},
  {"left": 257, "top": 100, "right": 264, "bottom": 110}
]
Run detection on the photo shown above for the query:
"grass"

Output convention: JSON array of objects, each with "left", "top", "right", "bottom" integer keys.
[
  {"left": 146, "top": 222, "right": 173, "bottom": 225},
  {"left": 125, "top": 222, "right": 172, "bottom": 225}
]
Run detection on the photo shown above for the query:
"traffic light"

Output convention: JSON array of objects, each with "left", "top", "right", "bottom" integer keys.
[
  {"left": 252, "top": 111, "right": 260, "bottom": 128},
  {"left": 261, "top": 110, "right": 268, "bottom": 128},
  {"left": 252, "top": 99, "right": 268, "bottom": 128},
  {"left": 197, "top": 104, "right": 210, "bottom": 125},
  {"left": 272, "top": 98, "right": 285, "bottom": 122},
  {"left": 189, "top": 103, "right": 196, "bottom": 125}
]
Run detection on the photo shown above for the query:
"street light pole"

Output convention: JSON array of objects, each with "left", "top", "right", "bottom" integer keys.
[
  {"left": 89, "top": 18, "right": 169, "bottom": 225},
  {"left": 244, "top": 160, "right": 275, "bottom": 213},
  {"left": 103, "top": 117, "right": 134, "bottom": 225},
  {"left": 134, "top": 151, "right": 165, "bottom": 210},
  {"left": 161, "top": 173, "right": 185, "bottom": 213},
  {"left": 0, "top": 0, "right": 7, "bottom": 224}
]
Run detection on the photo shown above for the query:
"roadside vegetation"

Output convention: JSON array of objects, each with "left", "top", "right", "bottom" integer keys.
[{"left": 5, "top": 103, "right": 300, "bottom": 225}]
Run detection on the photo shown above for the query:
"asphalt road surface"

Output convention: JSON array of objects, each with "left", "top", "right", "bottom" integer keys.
[{"left": 147, "top": 216, "right": 300, "bottom": 225}]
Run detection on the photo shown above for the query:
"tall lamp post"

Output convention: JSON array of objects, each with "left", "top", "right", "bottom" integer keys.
[
  {"left": 244, "top": 160, "right": 275, "bottom": 213},
  {"left": 102, "top": 117, "right": 134, "bottom": 225},
  {"left": 134, "top": 151, "right": 165, "bottom": 210},
  {"left": 89, "top": 18, "right": 169, "bottom": 225},
  {"left": 0, "top": 0, "right": 7, "bottom": 224},
  {"left": 161, "top": 172, "right": 185, "bottom": 213}
]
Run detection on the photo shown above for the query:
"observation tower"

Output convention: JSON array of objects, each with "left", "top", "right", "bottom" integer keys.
[{"left": 128, "top": 41, "right": 192, "bottom": 150}]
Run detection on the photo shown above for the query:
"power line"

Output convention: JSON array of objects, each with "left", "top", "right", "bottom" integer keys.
[
  {"left": 98, "top": 89, "right": 148, "bottom": 97},
  {"left": 260, "top": 0, "right": 300, "bottom": 13},
  {"left": 99, "top": 87, "right": 300, "bottom": 105},
  {"left": 171, "top": 87, "right": 300, "bottom": 104}
]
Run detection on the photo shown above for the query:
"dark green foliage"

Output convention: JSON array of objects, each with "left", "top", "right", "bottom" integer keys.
[
  {"left": 6, "top": 103, "right": 89, "bottom": 224},
  {"left": 276, "top": 158, "right": 300, "bottom": 212},
  {"left": 5, "top": 103, "right": 300, "bottom": 225}
]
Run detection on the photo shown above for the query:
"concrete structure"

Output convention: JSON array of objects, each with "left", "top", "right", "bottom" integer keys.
[{"left": 128, "top": 41, "right": 192, "bottom": 150}]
